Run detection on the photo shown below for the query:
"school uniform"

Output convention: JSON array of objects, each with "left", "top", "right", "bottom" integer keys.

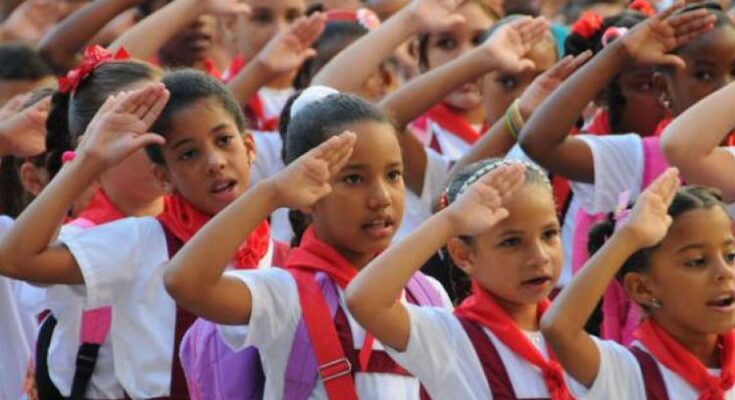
[
  {"left": 413, "top": 104, "right": 486, "bottom": 162},
  {"left": 384, "top": 303, "right": 585, "bottom": 400},
  {"left": 218, "top": 227, "right": 454, "bottom": 399},
  {"left": 52, "top": 216, "right": 273, "bottom": 399}
]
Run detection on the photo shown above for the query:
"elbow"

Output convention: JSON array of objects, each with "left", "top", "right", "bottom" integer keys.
[
  {"left": 163, "top": 265, "right": 193, "bottom": 306},
  {"left": 345, "top": 283, "right": 369, "bottom": 322},
  {"left": 660, "top": 135, "right": 691, "bottom": 168},
  {"left": 539, "top": 311, "right": 566, "bottom": 345}
]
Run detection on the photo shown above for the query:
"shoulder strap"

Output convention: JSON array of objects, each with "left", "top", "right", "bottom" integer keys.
[
  {"left": 35, "top": 314, "right": 65, "bottom": 400},
  {"left": 286, "top": 270, "right": 358, "bottom": 400},
  {"left": 457, "top": 317, "right": 518, "bottom": 400},
  {"left": 405, "top": 273, "right": 443, "bottom": 307},
  {"left": 631, "top": 347, "right": 670, "bottom": 400},
  {"left": 641, "top": 136, "right": 669, "bottom": 188}
]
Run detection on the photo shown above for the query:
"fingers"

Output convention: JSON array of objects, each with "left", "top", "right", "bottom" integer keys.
[
  {"left": 654, "top": 0, "right": 686, "bottom": 22},
  {"left": 301, "top": 13, "right": 326, "bottom": 45},
  {"left": 519, "top": 16, "right": 549, "bottom": 45},
  {"left": 481, "top": 164, "right": 526, "bottom": 200},
  {"left": 308, "top": 131, "right": 357, "bottom": 176},
  {"left": 558, "top": 51, "right": 592, "bottom": 78},
  {"left": 131, "top": 133, "right": 166, "bottom": 149}
]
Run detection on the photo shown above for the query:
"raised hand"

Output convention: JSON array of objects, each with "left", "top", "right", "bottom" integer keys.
[
  {"left": 518, "top": 51, "right": 592, "bottom": 118},
  {"left": 0, "top": 96, "right": 51, "bottom": 158},
  {"left": 618, "top": 1, "right": 715, "bottom": 68},
  {"left": 406, "top": 0, "right": 466, "bottom": 33},
  {"left": 201, "top": 0, "right": 251, "bottom": 16},
  {"left": 445, "top": 163, "right": 526, "bottom": 236},
  {"left": 1, "top": 0, "right": 69, "bottom": 44},
  {"left": 77, "top": 83, "right": 169, "bottom": 169},
  {"left": 270, "top": 131, "right": 357, "bottom": 210},
  {"left": 255, "top": 13, "right": 326, "bottom": 75},
  {"left": 619, "top": 168, "right": 680, "bottom": 248},
  {"left": 482, "top": 16, "right": 550, "bottom": 75}
]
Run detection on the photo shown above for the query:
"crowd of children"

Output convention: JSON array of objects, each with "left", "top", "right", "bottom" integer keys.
[{"left": 2, "top": 0, "right": 735, "bottom": 399}]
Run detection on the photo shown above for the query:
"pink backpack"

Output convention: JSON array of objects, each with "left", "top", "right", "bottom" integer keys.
[{"left": 571, "top": 136, "right": 669, "bottom": 344}]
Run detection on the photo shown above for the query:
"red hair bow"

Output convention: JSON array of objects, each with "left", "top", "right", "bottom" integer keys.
[
  {"left": 571, "top": 11, "right": 604, "bottom": 39},
  {"left": 629, "top": 0, "right": 656, "bottom": 16},
  {"left": 58, "top": 46, "right": 130, "bottom": 94}
]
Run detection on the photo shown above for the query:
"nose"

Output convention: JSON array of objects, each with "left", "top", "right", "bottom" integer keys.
[
  {"left": 206, "top": 150, "right": 227, "bottom": 175},
  {"left": 714, "top": 255, "right": 735, "bottom": 283},
  {"left": 367, "top": 179, "right": 391, "bottom": 210},
  {"left": 274, "top": 17, "right": 289, "bottom": 36},
  {"left": 527, "top": 239, "right": 552, "bottom": 268}
]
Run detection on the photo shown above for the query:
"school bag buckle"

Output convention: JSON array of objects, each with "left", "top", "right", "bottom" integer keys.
[{"left": 318, "top": 357, "right": 352, "bottom": 382}]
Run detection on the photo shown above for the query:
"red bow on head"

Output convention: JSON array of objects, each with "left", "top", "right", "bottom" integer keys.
[
  {"left": 629, "top": 0, "right": 656, "bottom": 16},
  {"left": 571, "top": 11, "right": 604, "bottom": 39},
  {"left": 58, "top": 45, "right": 130, "bottom": 94}
]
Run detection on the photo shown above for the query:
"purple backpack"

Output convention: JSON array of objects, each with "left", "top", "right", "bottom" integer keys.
[{"left": 179, "top": 272, "right": 443, "bottom": 400}]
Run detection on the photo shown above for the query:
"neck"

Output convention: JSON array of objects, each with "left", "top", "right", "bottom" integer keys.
[
  {"left": 339, "top": 247, "right": 376, "bottom": 271},
  {"left": 104, "top": 186, "right": 165, "bottom": 218},
  {"left": 653, "top": 316, "right": 721, "bottom": 368},
  {"left": 493, "top": 293, "right": 540, "bottom": 331}
]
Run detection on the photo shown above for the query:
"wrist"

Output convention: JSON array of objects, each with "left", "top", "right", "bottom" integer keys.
[
  {"left": 610, "top": 225, "right": 649, "bottom": 254},
  {"left": 250, "top": 55, "right": 280, "bottom": 79},
  {"left": 394, "top": 9, "right": 424, "bottom": 37},
  {"left": 256, "top": 178, "right": 286, "bottom": 212}
]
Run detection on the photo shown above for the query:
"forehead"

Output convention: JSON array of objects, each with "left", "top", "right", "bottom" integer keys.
[
  {"left": 439, "top": 2, "right": 496, "bottom": 34},
  {"left": 342, "top": 120, "right": 401, "bottom": 164},
  {"left": 679, "top": 25, "right": 735, "bottom": 65},
  {"left": 493, "top": 183, "right": 556, "bottom": 229},
  {"left": 164, "top": 98, "right": 238, "bottom": 142},
  {"left": 528, "top": 35, "right": 557, "bottom": 72},
  {"left": 657, "top": 207, "right": 733, "bottom": 251}
]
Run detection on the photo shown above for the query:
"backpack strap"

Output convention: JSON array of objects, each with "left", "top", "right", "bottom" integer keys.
[
  {"left": 405, "top": 273, "right": 443, "bottom": 307},
  {"left": 69, "top": 307, "right": 113, "bottom": 398},
  {"left": 286, "top": 269, "right": 358, "bottom": 400},
  {"left": 631, "top": 347, "right": 670, "bottom": 400},
  {"left": 457, "top": 317, "right": 518, "bottom": 400}
]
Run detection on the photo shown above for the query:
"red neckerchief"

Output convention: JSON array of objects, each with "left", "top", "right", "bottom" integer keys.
[
  {"left": 423, "top": 103, "right": 488, "bottom": 145},
  {"left": 586, "top": 110, "right": 612, "bottom": 136},
  {"left": 156, "top": 193, "right": 270, "bottom": 269},
  {"left": 454, "top": 282, "right": 572, "bottom": 400},
  {"left": 635, "top": 319, "right": 735, "bottom": 400},
  {"left": 219, "top": 54, "right": 280, "bottom": 131},
  {"left": 75, "top": 189, "right": 126, "bottom": 225},
  {"left": 285, "top": 226, "right": 376, "bottom": 370},
  {"left": 202, "top": 58, "right": 222, "bottom": 80},
  {"left": 221, "top": 54, "right": 246, "bottom": 83}
]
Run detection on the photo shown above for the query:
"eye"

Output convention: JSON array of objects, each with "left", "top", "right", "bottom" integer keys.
[
  {"left": 543, "top": 228, "right": 560, "bottom": 241},
  {"left": 499, "top": 237, "right": 521, "bottom": 247},
  {"left": 725, "top": 252, "right": 735, "bottom": 264},
  {"left": 387, "top": 169, "right": 403, "bottom": 182},
  {"left": 343, "top": 174, "right": 362, "bottom": 185},
  {"left": 217, "top": 135, "right": 234, "bottom": 147},
  {"left": 178, "top": 149, "right": 197, "bottom": 161},
  {"left": 251, "top": 10, "right": 273, "bottom": 24},
  {"left": 286, "top": 9, "right": 303, "bottom": 23},
  {"left": 497, "top": 76, "right": 518, "bottom": 90},
  {"left": 435, "top": 36, "right": 458, "bottom": 51},
  {"left": 684, "top": 257, "right": 706, "bottom": 268},
  {"left": 694, "top": 70, "right": 714, "bottom": 81}
]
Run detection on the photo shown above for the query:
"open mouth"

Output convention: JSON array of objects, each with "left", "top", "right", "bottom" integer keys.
[
  {"left": 522, "top": 276, "right": 552, "bottom": 288},
  {"left": 707, "top": 292, "right": 735, "bottom": 312},
  {"left": 362, "top": 218, "right": 395, "bottom": 239}
]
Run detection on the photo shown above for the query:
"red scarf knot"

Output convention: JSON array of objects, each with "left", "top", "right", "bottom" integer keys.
[
  {"left": 635, "top": 319, "right": 735, "bottom": 400},
  {"left": 454, "top": 282, "right": 573, "bottom": 400},
  {"left": 156, "top": 194, "right": 270, "bottom": 269},
  {"left": 59, "top": 46, "right": 130, "bottom": 94}
]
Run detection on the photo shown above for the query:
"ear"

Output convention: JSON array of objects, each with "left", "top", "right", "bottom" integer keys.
[
  {"left": 623, "top": 271, "right": 659, "bottom": 311},
  {"left": 652, "top": 71, "right": 673, "bottom": 112},
  {"left": 152, "top": 163, "right": 174, "bottom": 194},
  {"left": 19, "top": 162, "right": 49, "bottom": 196},
  {"left": 446, "top": 237, "right": 476, "bottom": 277},
  {"left": 243, "top": 132, "right": 256, "bottom": 166}
]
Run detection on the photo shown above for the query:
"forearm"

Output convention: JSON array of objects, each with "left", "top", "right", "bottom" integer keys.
[
  {"left": 312, "top": 10, "right": 419, "bottom": 93},
  {"left": 227, "top": 60, "right": 277, "bottom": 108},
  {"left": 381, "top": 50, "right": 495, "bottom": 129},
  {"left": 39, "top": 0, "right": 141, "bottom": 74},
  {"left": 164, "top": 180, "right": 278, "bottom": 305},
  {"left": 109, "top": 0, "right": 203, "bottom": 61}
]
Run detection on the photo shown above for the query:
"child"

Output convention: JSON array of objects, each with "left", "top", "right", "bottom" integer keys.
[
  {"left": 346, "top": 159, "right": 582, "bottom": 399},
  {"left": 163, "top": 88, "right": 453, "bottom": 399},
  {"left": 661, "top": 81, "right": 735, "bottom": 207},
  {"left": 540, "top": 168, "right": 735, "bottom": 399},
  {"left": 519, "top": 1, "right": 720, "bottom": 343},
  {"left": 0, "top": 70, "right": 275, "bottom": 398}
]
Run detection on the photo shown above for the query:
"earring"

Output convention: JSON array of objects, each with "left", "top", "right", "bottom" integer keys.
[{"left": 649, "top": 297, "right": 662, "bottom": 309}]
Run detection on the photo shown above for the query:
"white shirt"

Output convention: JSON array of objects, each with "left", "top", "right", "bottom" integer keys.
[
  {"left": 218, "top": 268, "right": 453, "bottom": 399},
  {"left": 258, "top": 87, "right": 294, "bottom": 123},
  {"left": 55, "top": 217, "right": 273, "bottom": 398},
  {"left": 0, "top": 216, "right": 37, "bottom": 400},
  {"left": 426, "top": 120, "right": 481, "bottom": 161},
  {"left": 572, "top": 337, "right": 735, "bottom": 399},
  {"left": 385, "top": 304, "right": 585, "bottom": 399}
]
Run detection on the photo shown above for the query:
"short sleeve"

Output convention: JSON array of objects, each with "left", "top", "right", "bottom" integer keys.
[
  {"left": 249, "top": 131, "right": 284, "bottom": 186},
  {"left": 571, "top": 134, "right": 644, "bottom": 213},
  {"left": 217, "top": 268, "right": 301, "bottom": 352},
  {"left": 58, "top": 217, "right": 167, "bottom": 308},
  {"left": 569, "top": 337, "right": 646, "bottom": 399}
]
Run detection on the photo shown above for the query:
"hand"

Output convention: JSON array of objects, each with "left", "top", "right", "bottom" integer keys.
[
  {"left": 270, "top": 131, "right": 356, "bottom": 210},
  {"left": 0, "top": 96, "right": 51, "bottom": 158},
  {"left": 201, "top": 0, "right": 251, "bottom": 16},
  {"left": 406, "top": 0, "right": 465, "bottom": 33},
  {"left": 619, "top": 168, "right": 680, "bottom": 248},
  {"left": 255, "top": 13, "right": 326, "bottom": 75},
  {"left": 617, "top": 1, "right": 715, "bottom": 68},
  {"left": 1, "top": 0, "right": 69, "bottom": 44},
  {"left": 77, "top": 83, "right": 169, "bottom": 169},
  {"left": 482, "top": 16, "right": 550, "bottom": 75},
  {"left": 445, "top": 163, "right": 526, "bottom": 236},
  {"left": 0, "top": 93, "right": 30, "bottom": 120},
  {"left": 518, "top": 51, "right": 592, "bottom": 118}
]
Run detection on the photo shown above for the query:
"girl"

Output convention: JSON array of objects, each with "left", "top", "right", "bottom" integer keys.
[
  {"left": 163, "top": 88, "right": 453, "bottom": 399},
  {"left": 519, "top": 1, "right": 720, "bottom": 343},
  {"left": 541, "top": 169, "right": 735, "bottom": 399},
  {"left": 661, "top": 80, "right": 735, "bottom": 206},
  {"left": 0, "top": 70, "right": 275, "bottom": 398},
  {"left": 346, "top": 159, "right": 581, "bottom": 399}
]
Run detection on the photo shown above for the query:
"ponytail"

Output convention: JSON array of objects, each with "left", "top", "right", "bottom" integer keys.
[{"left": 45, "top": 91, "right": 73, "bottom": 179}]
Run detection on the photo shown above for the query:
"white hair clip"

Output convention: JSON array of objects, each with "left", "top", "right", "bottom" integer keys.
[{"left": 290, "top": 86, "right": 339, "bottom": 119}]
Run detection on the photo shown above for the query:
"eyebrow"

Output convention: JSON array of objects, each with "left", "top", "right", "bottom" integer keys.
[
  {"left": 169, "top": 124, "right": 230, "bottom": 150},
  {"left": 675, "top": 239, "right": 735, "bottom": 254}
]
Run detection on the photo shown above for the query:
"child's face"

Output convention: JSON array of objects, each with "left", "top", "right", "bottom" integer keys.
[
  {"left": 159, "top": 14, "right": 218, "bottom": 66},
  {"left": 310, "top": 120, "right": 405, "bottom": 266},
  {"left": 423, "top": 2, "right": 497, "bottom": 112},
  {"left": 480, "top": 36, "right": 557, "bottom": 125},
  {"left": 640, "top": 207, "right": 735, "bottom": 337},
  {"left": 235, "top": 0, "right": 306, "bottom": 60},
  {"left": 615, "top": 66, "right": 665, "bottom": 136},
  {"left": 455, "top": 183, "right": 562, "bottom": 306},
  {"left": 157, "top": 98, "right": 255, "bottom": 215},
  {"left": 658, "top": 26, "right": 735, "bottom": 117}
]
